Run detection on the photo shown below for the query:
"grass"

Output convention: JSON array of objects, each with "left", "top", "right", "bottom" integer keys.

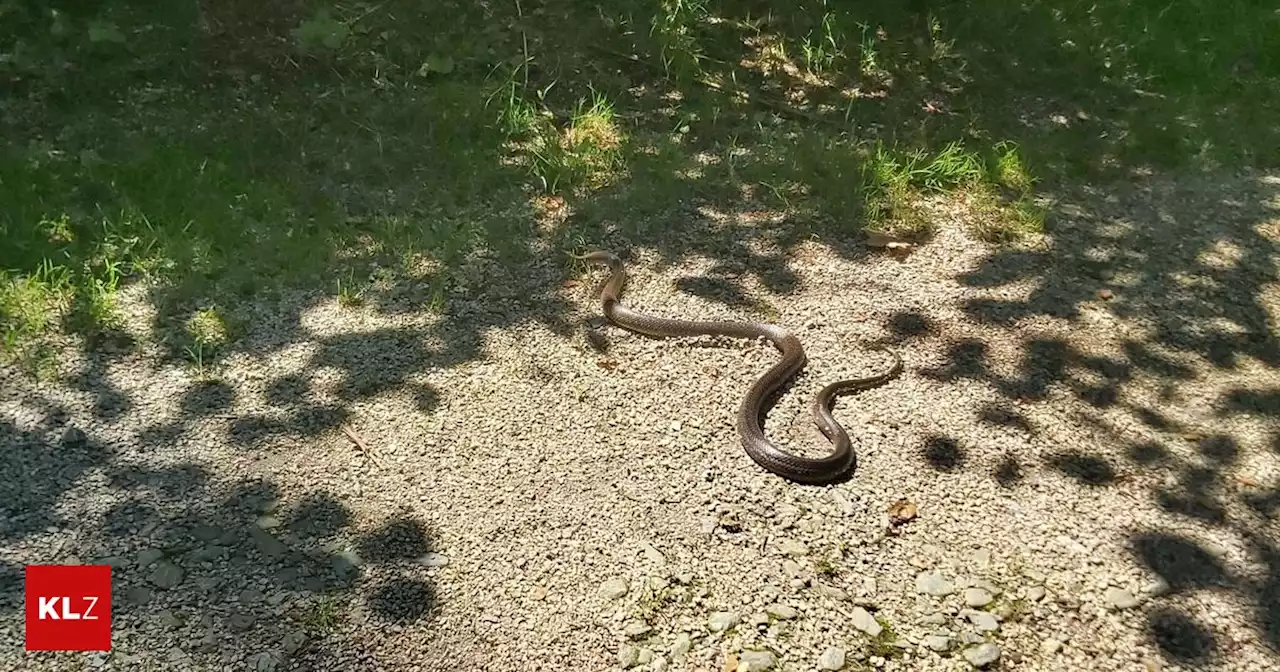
[
  {"left": 2, "top": 0, "right": 1273, "bottom": 372},
  {"left": 297, "top": 595, "right": 347, "bottom": 635},
  {"left": 868, "top": 615, "right": 904, "bottom": 659}
]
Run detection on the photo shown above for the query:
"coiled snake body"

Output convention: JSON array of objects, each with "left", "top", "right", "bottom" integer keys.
[{"left": 577, "top": 250, "right": 902, "bottom": 485}]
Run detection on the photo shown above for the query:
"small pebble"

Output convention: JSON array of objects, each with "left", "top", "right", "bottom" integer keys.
[
  {"left": 619, "top": 645, "right": 641, "bottom": 667},
  {"left": 923, "top": 634, "right": 951, "bottom": 652},
  {"left": 1105, "top": 587, "right": 1139, "bottom": 609},
  {"left": 738, "top": 650, "right": 776, "bottom": 671},
  {"left": 916, "top": 570, "right": 955, "bottom": 597},
  {"left": 850, "top": 607, "right": 882, "bottom": 637},
  {"left": 765, "top": 603, "right": 798, "bottom": 620},
  {"left": 818, "top": 647, "right": 846, "bottom": 670},
  {"left": 624, "top": 620, "right": 652, "bottom": 639},
  {"left": 709, "top": 611, "right": 739, "bottom": 632},
  {"left": 601, "top": 579, "right": 629, "bottom": 600},
  {"left": 964, "top": 588, "right": 994, "bottom": 608},
  {"left": 670, "top": 633, "right": 692, "bottom": 658},
  {"left": 1041, "top": 638, "right": 1063, "bottom": 655},
  {"left": 962, "top": 643, "right": 1001, "bottom": 668}
]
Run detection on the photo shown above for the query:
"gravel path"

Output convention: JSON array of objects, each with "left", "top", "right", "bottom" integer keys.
[{"left": 3, "top": 171, "right": 1279, "bottom": 672}]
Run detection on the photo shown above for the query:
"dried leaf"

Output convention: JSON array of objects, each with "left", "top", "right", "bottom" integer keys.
[
  {"left": 722, "top": 654, "right": 739, "bottom": 672},
  {"left": 887, "top": 498, "right": 918, "bottom": 526},
  {"left": 596, "top": 358, "right": 618, "bottom": 370}
]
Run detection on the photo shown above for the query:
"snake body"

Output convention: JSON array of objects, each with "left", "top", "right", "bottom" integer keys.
[{"left": 577, "top": 250, "right": 902, "bottom": 485}]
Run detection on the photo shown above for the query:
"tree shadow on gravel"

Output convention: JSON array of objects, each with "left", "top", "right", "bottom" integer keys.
[
  {"left": 900, "top": 174, "right": 1280, "bottom": 661},
  {"left": 0, "top": 397, "right": 440, "bottom": 668}
]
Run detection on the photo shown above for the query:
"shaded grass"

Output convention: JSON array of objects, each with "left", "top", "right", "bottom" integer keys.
[{"left": 2, "top": 0, "right": 1272, "bottom": 372}]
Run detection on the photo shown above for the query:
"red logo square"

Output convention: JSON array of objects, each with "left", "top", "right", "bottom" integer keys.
[{"left": 25, "top": 565, "right": 112, "bottom": 651}]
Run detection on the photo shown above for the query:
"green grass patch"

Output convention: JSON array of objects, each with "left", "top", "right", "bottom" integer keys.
[{"left": 2, "top": 0, "right": 1271, "bottom": 371}]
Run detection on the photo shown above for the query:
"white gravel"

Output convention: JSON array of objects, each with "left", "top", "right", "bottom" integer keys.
[{"left": 2, "top": 171, "right": 1279, "bottom": 672}]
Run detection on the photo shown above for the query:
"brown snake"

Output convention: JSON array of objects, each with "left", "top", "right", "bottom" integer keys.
[{"left": 576, "top": 250, "right": 903, "bottom": 485}]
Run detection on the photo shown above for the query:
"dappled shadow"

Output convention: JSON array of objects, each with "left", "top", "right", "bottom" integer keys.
[
  {"left": 1147, "top": 607, "right": 1217, "bottom": 663},
  {"left": 2, "top": 1, "right": 1278, "bottom": 669},
  {"left": 921, "top": 435, "right": 965, "bottom": 471},
  {"left": 0, "top": 395, "right": 440, "bottom": 667},
  {"left": 1047, "top": 451, "right": 1117, "bottom": 487}
]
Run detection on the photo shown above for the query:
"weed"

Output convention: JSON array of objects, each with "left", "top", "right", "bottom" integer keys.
[
  {"left": 868, "top": 615, "right": 904, "bottom": 659},
  {"left": 969, "top": 188, "right": 1046, "bottom": 243},
  {"left": 337, "top": 275, "right": 364, "bottom": 308},
  {"left": 801, "top": 10, "right": 843, "bottom": 76},
  {"left": 298, "top": 595, "right": 347, "bottom": 635},
  {"left": 181, "top": 307, "right": 232, "bottom": 376},
  {"left": 526, "top": 93, "right": 626, "bottom": 194},
  {"left": 813, "top": 557, "right": 840, "bottom": 579},
  {"left": 651, "top": 0, "right": 708, "bottom": 78}
]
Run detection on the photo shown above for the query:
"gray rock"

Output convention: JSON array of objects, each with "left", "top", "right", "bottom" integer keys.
[
  {"left": 1106, "top": 587, "right": 1139, "bottom": 609},
  {"left": 708, "top": 611, "right": 738, "bottom": 632},
  {"left": 960, "top": 631, "right": 985, "bottom": 645},
  {"left": 962, "top": 643, "right": 1001, "bottom": 668},
  {"left": 782, "top": 559, "right": 804, "bottom": 577},
  {"left": 418, "top": 553, "right": 450, "bottom": 567},
  {"left": 850, "top": 607, "right": 882, "bottom": 637},
  {"left": 813, "top": 583, "right": 848, "bottom": 601},
  {"left": 765, "top": 603, "right": 798, "bottom": 620},
  {"left": 61, "top": 427, "right": 87, "bottom": 446},
  {"left": 230, "top": 611, "right": 256, "bottom": 631},
  {"left": 973, "top": 579, "right": 1002, "bottom": 596},
  {"left": 674, "top": 573, "right": 694, "bottom": 585},
  {"left": 157, "top": 610, "right": 184, "bottom": 629},
  {"left": 651, "top": 655, "right": 668, "bottom": 672},
  {"left": 970, "top": 549, "right": 992, "bottom": 569},
  {"left": 636, "top": 648, "right": 654, "bottom": 665},
  {"left": 670, "top": 633, "right": 692, "bottom": 657},
  {"left": 1041, "top": 638, "right": 1063, "bottom": 655},
  {"left": 126, "top": 586, "right": 152, "bottom": 605},
  {"left": 739, "top": 650, "right": 777, "bottom": 671},
  {"left": 778, "top": 539, "right": 808, "bottom": 556},
  {"left": 964, "top": 610, "right": 999, "bottom": 632},
  {"left": 916, "top": 571, "right": 955, "bottom": 596},
  {"left": 830, "top": 491, "right": 856, "bottom": 516},
  {"left": 250, "top": 528, "right": 286, "bottom": 559},
  {"left": 618, "top": 645, "right": 641, "bottom": 667},
  {"left": 1142, "top": 578, "right": 1170, "bottom": 597},
  {"left": 240, "top": 588, "right": 264, "bottom": 604},
  {"left": 641, "top": 544, "right": 666, "bottom": 565},
  {"left": 964, "top": 588, "right": 994, "bottom": 608},
  {"left": 747, "top": 612, "right": 770, "bottom": 627},
  {"left": 191, "top": 524, "right": 223, "bottom": 541},
  {"left": 624, "top": 620, "right": 653, "bottom": 639},
  {"left": 281, "top": 631, "right": 307, "bottom": 656},
  {"left": 921, "top": 612, "right": 948, "bottom": 626},
  {"left": 818, "top": 647, "right": 846, "bottom": 670},
  {"left": 247, "top": 651, "right": 279, "bottom": 672},
  {"left": 601, "top": 578, "right": 629, "bottom": 600},
  {"left": 1026, "top": 586, "right": 1047, "bottom": 602},
  {"left": 136, "top": 548, "right": 165, "bottom": 568},
  {"left": 149, "top": 562, "right": 184, "bottom": 589},
  {"left": 923, "top": 634, "right": 952, "bottom": 652}
]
